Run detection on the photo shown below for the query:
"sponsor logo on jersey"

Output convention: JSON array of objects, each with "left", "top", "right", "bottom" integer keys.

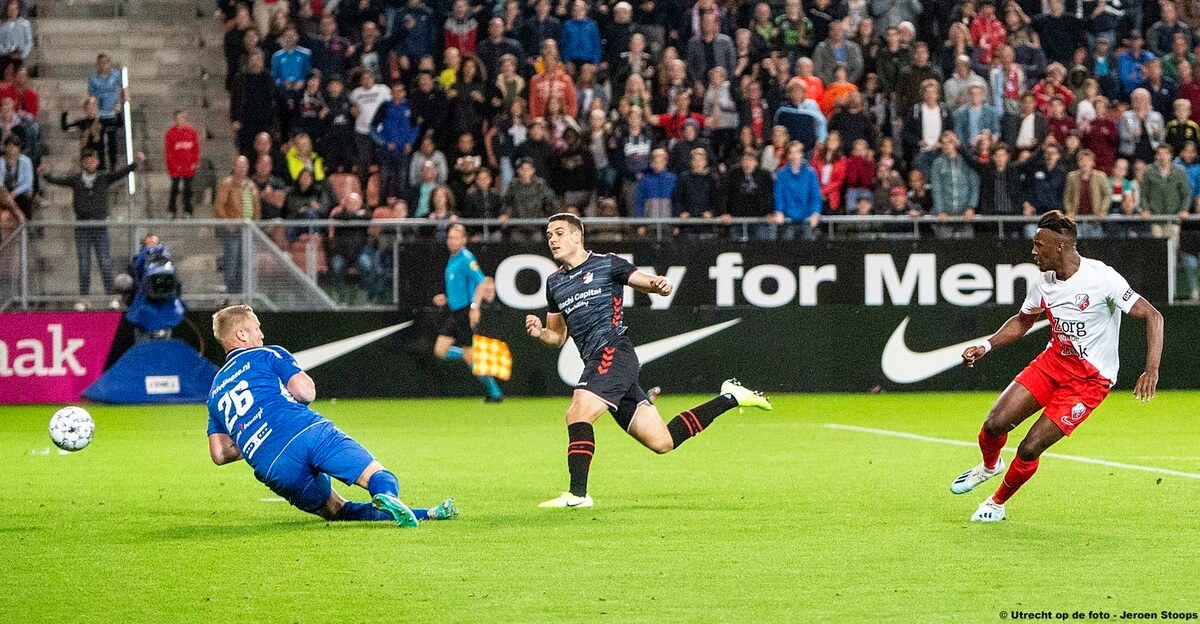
[
  {"left": 1075, "top": 293, "right": 1091, "bottom": 311},
  {"left": 1051, "top": 318, "right": 1087, "bottom": 337}
]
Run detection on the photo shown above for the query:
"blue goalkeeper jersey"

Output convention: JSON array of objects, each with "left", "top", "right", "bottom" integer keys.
[{"left": 206, "top": 345, "right": 325, "bottom": 473}]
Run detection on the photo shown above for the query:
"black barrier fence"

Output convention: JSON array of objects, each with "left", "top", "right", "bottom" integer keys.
[
  {"left": 112, "top": 237, "right": 1177, "bottom": 398},
  {"left": 394, "top": 239, "right": 1171, "bottom": 312},
  {"left": 168, "top": 302, "right": 1192, "bottom": 398}
]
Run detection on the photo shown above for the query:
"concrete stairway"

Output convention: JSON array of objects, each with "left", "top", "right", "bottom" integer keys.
[{"left": 31, "top": 0, "right": 238, "bottom": 303}]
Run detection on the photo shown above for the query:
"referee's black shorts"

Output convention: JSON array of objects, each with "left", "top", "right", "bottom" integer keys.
[
  {"left": 575, "top": 337, "right": 650, "bottom": 430},
  {"left": 438, "top": 308, "right": 474, "bottom": 346}
]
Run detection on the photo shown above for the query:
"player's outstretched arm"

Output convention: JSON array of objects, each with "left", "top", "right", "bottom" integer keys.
[
  {"left": 287, "top": 372, "right": 317, "bottom": 404},
  {"left": 962, "top": 311, "right": 1041, "bottom": 368},
  {"left": 1129, "top": 298, "right": 1163, "bottom": 402},
  {"left": 626, "top": 271, "right": 673, "bottom": 296},
  {"left": 208, "top": 433, "right": 243, "bottom": 466},
  {"left": 526, "top": 312, "right": 568, "bottom": 347}
]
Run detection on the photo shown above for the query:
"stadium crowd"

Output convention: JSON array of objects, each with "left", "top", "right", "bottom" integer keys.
[
  {"left": 211, "top": 0, "right": 1200, "bottom": 248},
  {"left": 0, "top": 0, "right": 39, "bottom": 228},
  {"left": 10, "top": 0, "right": 1200, "bottom": 302}
]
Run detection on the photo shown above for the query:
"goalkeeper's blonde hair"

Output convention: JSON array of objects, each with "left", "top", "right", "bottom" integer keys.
[{"left": 212, "top": 304, "right": 256, "bottom": 346}]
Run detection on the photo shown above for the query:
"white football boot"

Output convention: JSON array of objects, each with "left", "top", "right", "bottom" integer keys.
[
  {"left": 721, "top": 378, "right": 773, "bottom": 412},
  {"left": 950, "top": 457, "right": 1006, "bottom": 494},
  {"left": 538, "top": 492, "right": 594, "bottom": 508},
  {"left": 971, "top": 497, "right": 1006, "bottom": 522}
]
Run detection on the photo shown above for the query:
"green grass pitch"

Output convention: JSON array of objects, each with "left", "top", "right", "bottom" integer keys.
[{"left": 2, "top": 392, "right": 1199, "bottom": 622}]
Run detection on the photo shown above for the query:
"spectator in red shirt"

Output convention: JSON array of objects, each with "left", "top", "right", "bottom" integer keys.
[
  {"left": 1047, "top": 97, "right": 1077, "bottom": 145},
  {"left": 843, "top": 138, "right": 876, "bottom": 209},
  {"left": 647, "top": 90, "right": 705, "bottom": 144},
  {"left": 969, "top": 0, "right": 1006, "bottom": 65},
  {"left": 443, "top": 0, "right": 479, "bottom": 54},
  {"left": 0, "top": 66, "right": 36, "bottom": 117},
  {"left": 810, "top": 131, "right": 848, "bottom": 213},
  {"left": 528, "top": 41, "right": 577, "bottom": 118},
  {"left": 1031, "top": 64, "right": 1075, "bottom": 116},
  {"left": 164, "top": 110, "right": 201, "bottom": 218},
  {"left": 1084, "top": 96, "right": 1119, "bottom": 173}
]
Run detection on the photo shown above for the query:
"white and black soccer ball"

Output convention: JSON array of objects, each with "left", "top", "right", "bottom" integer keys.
[{"left": 49, "top": 406, "right": 94, "bottom": 452}]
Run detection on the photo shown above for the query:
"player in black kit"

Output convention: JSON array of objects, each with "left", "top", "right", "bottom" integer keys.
[{"left": 524, "top": 213, "right": 773, "bottom": 508}]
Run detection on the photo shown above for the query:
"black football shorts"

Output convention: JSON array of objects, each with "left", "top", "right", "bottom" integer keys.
[{"left": 575, "top": 337, "right": 650, "bottom": 430}]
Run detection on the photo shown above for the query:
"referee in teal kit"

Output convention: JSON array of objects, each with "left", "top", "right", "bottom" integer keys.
[{"left": 432, "top": 224, "right": 503, "bottom": 402}]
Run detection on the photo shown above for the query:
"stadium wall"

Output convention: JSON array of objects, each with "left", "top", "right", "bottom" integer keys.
[
  {"left": 178, "top": 230, "right": 1180, "bottom": 397},
  {"left": 205, "top": 304, "right": 1191, "bottom": 398},
  {"left": 394, "top": 238, "right": 1170, "bottom": 311},
  {"left": 2, "top": 239, "right": 1185, "bottom": 403}
]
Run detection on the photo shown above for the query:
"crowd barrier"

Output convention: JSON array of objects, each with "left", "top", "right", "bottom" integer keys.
[{"left": 0, "top": 214, "right": 1192, "bottom": 312}]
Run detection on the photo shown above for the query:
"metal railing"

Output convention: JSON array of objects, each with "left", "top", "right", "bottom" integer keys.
[{"left": 0, "top": 214, "right": 1191, "bottom": 311}]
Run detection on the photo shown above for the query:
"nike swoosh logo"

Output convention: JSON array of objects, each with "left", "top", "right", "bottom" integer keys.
[
  {"left": 880, "top": 316, "right": 1049, "bottom": 384},
  {"left": 293, "top": 321, "right": 414, "bottom": 370},
  {"left": 558, "top": 319, "right": 742, "bottom": 385}
]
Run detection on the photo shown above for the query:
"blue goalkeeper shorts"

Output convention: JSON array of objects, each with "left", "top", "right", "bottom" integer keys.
[{"left": 253, "top": 420, "right": 376, "bottom": 513}]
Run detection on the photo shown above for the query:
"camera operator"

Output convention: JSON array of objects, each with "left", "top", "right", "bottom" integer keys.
[{"left": 123, "top": 234, "right": 185, "bottom": 340}]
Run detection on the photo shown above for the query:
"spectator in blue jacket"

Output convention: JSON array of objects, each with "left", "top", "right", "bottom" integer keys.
[
  {"left": 87, "top": 53, "right": 124, "bottom": 170},
  {"left": 0, "top": 136, "right": 32, "bottom": 220},
  {"left": 773, "top": 80, "right": 827, "bottom": 156},
  {"left": 561, "top": 0, "right": 601, "bottom": 66},
  {"left": 1024, "top": 140, "right": 1068, "bottom": 215},
  {"left": 395, "top": 0, "right": 438, "bottom": 69},
  {"left": 0, "top": 0, "right": 33, "bottom": 77},
  {"left": 1178, "top": 140, "right": 1200, "bottom": 201},
  {"left": 271, "top": 27, "right": 312, "bottom": 89},
  {"left": 1117, "top": 33, "right": 1156, "bottom": 98},
  {"left": 371, "top": 82, "right": 421, "bottom": 203},
  {"left": 930, "top": 130, "right": 979, "bottom": 217},
  {"left": 87, "top": 53, "right": 123, "bottom": 122},
  {"left": 772, "top": 141, "right": 822, "bottom": 240},
  {"left": 635, "top": 148, "right": 676, "bottom": 218},
  {"left": 954, "top": 84, "right": 1001, "bottom": 147}
]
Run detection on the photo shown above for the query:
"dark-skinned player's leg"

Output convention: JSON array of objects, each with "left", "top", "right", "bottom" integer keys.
[
  {"left": 952, "top": 382, "right": 1044, "bottom": 494},
  {"left": 980, "top": 382, "right": 1046, "bottom": 465},
  {"left": 989, "top": 415, "right": 1065, "bottom": 505}
]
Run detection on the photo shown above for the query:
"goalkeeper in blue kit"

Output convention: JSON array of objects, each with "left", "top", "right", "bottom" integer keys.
[{"left": 205, "top": 305, "right": 457, "bottom": 526}]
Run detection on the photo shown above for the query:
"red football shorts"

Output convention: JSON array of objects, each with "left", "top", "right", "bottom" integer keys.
[{"left": 1014, "top": 349, "right": 1112, "bottom": 436}]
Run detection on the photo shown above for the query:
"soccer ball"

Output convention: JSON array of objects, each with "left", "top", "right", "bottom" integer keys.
[{"left": 49, "top": 406, "right": 94, "bottom": 452}]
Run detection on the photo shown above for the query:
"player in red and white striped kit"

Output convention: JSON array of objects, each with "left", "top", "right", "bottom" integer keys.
[{"left": 952, "top": 211, "right": 1164, "bottom": 522}]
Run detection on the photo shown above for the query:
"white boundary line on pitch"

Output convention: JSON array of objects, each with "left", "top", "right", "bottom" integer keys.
[{"left": 824, "top": 423, "right": 1200, "bottom": 480}]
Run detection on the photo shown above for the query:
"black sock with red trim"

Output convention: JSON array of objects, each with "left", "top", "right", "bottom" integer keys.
[
  {"left": 667, "top": 393, "right": 739, "bottom": 449},
  {"left": 567, "top": 422, "right": 595, "bottom": 497}
]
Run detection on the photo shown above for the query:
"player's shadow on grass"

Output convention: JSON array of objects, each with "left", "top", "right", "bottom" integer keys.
[
  {"left": 145, "top": 519, "right": 320, "bottom": 541},
  {"left": 0, "top": 526, "right": 46, "bottom": 535},
  {"left": 609, "top": 502, "right": 702, "bottom": 512}
]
